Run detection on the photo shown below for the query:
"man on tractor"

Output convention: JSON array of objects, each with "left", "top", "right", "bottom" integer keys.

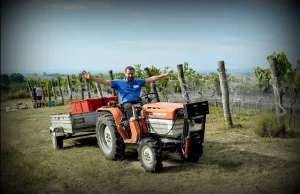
[
  {"left": 80, "top": 66, "right": 208, "bottom": 173},
  {"left": 82, "top": 66, "right": 172, "bottom": 117}
]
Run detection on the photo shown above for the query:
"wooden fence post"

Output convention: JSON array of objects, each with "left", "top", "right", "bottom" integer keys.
[
  {"left": 269, "top": 57, "right": 282, "bottom": 119},
  {"left": 144, "top": 67, "right": 160, "bottom": 102},
  {"left": 109, "top": 70, "right": 117, "bottom": 96},
  {"left": 79, "top": 73, "right": 84, "bottom": 100},
  {"left": 66, "top": 75, "right": 73, "bottom": 101},
  {"left": 218, "top": 61, "right": 233, "bottom": 128},
  {"left": 41, "top": 86, "right": 46, "bottom": 101},
  {"left": 47, "top": 82, "right": 51, "bottom": 101},
  {"left": 51, "top": 78, "right": 57, "bottom": 101},
  {"left": 177, "top": 64, "right": 190, "bottom": 103},
  {"left": 27, "top": 80, "right": 32, "bottom": 92},
  {"left": 85, "top": 80, "right": 91, "bottom": 99},
  {"left": 57, "top": 77, "right": 64, "bottom": 105},
  {"left": 95, "top": 76, "right": 104, "bottom": 103}
]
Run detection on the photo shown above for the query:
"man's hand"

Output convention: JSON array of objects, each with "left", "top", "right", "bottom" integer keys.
[
  {"left": 165, "top": 70, "right": 174, "bottom": 76},
  {"left": 82, "top": 70, "right": 91, "bottom": 80}
]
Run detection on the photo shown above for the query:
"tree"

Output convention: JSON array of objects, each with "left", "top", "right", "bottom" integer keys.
[
  {"left": 254, "top": 67, "right": 271, "bottom": 93},
  {"left": 204, "top": 72, "right": 221, "bottom": 96},
  {"left": 1, "top": 73, "right": 9, "bottom": 86},
  {"left": 9, "top": 73, "right": 25, "bottom": 83},
  {"left": 266, "top": 52, "right": 297, "bottom": 106}
]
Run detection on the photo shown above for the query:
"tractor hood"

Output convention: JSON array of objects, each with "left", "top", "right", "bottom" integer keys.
[{"left": 142, "top": 102, "right": 184, "bottom": 119}]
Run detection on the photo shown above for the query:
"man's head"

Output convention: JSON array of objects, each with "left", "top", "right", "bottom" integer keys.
[{"left": 125, "top": 66, "right": 135, "bottom": 82}]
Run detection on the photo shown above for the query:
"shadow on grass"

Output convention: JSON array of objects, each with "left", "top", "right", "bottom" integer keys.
[
  {"left": 159, "top": 140, "right": 298, "bottom": 173},
  {"left": 63, "top": 136, "right": 98, "bottom": 149},
  {"left": 61, "top": 135, "right": 299, "bottom": 178}
]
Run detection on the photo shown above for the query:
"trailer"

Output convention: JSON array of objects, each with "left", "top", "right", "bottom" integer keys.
[{"left": 50, "top": 97, "right": 118, "bottom": 149}]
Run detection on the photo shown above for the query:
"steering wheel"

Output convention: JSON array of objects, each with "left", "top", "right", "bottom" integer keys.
[{"left": 137, "top": 92, "right": 158, "bottom": 104}]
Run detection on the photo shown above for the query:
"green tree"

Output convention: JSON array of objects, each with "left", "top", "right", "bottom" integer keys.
[
  {"left": 9, "top": 73, "right": 25, "bottom": 83},
  {"left": 266, "top": 52, "right": 298, "bottom": 102},
  {"left": 1, "top": 73, "right": 9, "bottom": 85},
  {"left": 204, "top": 72, "right": 221, "bottom": 96},
  {"left": 254, "top": 67, "right": 271, "bottom": 93}
]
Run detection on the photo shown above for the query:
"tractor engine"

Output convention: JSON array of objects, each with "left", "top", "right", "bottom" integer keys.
[{"left": 142, "top": 102, "right": 185, "bottom": 138}]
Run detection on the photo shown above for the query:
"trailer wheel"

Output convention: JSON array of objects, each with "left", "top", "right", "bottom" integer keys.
[
  {"left": 137, "top": 138, "right": 163, "bottom": 173},
  {"left": 96, "top": 112, "right": 125, "bottom": 160},
  {"left": 51, "top": 133, "right": 63, "bottom": 149}
]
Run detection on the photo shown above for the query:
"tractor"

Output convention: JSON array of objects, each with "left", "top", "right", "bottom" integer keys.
[{"left": 94, "top": 92, "right": 209, "bottom": 172}]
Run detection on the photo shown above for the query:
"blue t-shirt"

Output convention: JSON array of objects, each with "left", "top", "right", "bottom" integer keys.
[{"left": 111, "top": 78, "right": 146, "bottom": 104}]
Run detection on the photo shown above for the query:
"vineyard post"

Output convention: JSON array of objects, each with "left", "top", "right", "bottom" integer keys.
[
  {"left": 27, "top": 80, "right": 32, "bottom": 92},
  {"left": 177, "top": 64, "right": 190, "bottom": 103},
  {"left": 85, "top": 80, "right": 91, "bottom": 99},
  {"left": 144, "top": 67, "right": 160, "bottom": 102},
  {"left": 66, "top": 75, "right": 73, "bottom": 100},
  {"left": 47, "top": 82, "right": 51, "bottom": 101},
  {"left": 218, "top": 61, "right": 233, "bottom": 128},
  {"left": 109, "top": 70, "right": 117, "bottom": 96},
  {"left": 51, "top": 78, "right": 57, "bottom": 101},
  {"left": 57, "top": 77, "right": 64, "bottom": 105},
  {"left": 79, "top": 73, "right": 84, "bottom": 100},
  {"left": 269, "top": 57, "right": 282, "bottom": 119},
  {"left": 95, "top": 76, "right": 104, "bottom": 104},
  {"left": 41, "top": 86, "right": 46, "bottom": 101}
]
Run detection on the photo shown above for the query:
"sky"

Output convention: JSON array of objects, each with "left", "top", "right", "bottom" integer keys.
[{"left": 1, "top": 0, "right": 299, "bottom": 75}]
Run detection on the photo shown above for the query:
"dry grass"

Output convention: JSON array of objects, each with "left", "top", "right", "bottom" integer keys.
[{"left": 1, "top": 98, "right": 300, "bottom": 194}]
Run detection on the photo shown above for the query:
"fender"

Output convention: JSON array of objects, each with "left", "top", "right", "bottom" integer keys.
[{"left": 96, "top": 107, "right": 129, "bottom": 140}]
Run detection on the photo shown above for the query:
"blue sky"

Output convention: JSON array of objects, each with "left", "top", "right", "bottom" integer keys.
[{"left": 1, "top": 0, "right": 299, "bottom": 75}]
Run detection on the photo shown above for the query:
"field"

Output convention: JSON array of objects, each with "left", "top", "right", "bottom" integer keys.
[{"left": 1, "top": 98, "right": 300, "bottom": 194}]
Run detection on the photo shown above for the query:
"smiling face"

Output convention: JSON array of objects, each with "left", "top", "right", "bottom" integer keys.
[
  {"left": 125, "top": 69, "right": 135, "bottom": 82},
  {"left": 125, "top": 66, "right": 135, "bottom": 82}
]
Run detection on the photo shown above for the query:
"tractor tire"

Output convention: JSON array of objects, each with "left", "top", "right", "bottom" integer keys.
[
  {"left": 96, "top": 112, "right": 125, "bottom": 160},
  {"left": 52, "top": 133, "right": 63, "bottom": 150},
  {"left": 137, "top": 138, "right": 163, "bottom": 173}
]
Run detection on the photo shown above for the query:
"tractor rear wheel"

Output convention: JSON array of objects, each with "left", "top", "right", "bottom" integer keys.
[
  {"left": 137, "top": 138, "right": 163, "bottom": 173},
  {"left": 96, "top": 112, "right": 125, "bottom": 160}
]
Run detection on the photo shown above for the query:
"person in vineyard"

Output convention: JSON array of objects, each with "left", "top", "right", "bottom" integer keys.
[
  {"left": 35, "top": 86, "right": 43, "bottom": 108},
  {"left": 82, "top": 66, "right": 172, "bottom": 118},
  {"left": 32, "top": 84, "right": 37, "bottom": 108}
]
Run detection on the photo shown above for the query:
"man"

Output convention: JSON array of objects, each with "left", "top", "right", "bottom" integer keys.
[
  {"left": 32, "top": 85, "right": 37, "bottom": 108},
  {"left": 35, "top": 86, "right": 43, "bottom": 108},
  {"left": 82, "top": 66, "right": 172, "bottom": 117}
]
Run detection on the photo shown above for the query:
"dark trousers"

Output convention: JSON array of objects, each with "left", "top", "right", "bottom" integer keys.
[{"left": 121, "top": 102, "right": 134, "bottom": 119}]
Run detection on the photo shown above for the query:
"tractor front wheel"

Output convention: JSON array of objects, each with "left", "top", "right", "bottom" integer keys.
[{"left": 137, "top": 138, "right": 163, "bottom": 173}]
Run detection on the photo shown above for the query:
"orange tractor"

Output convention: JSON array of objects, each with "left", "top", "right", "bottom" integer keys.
[{"left": 95, "top": 93, "right": 209, "bottom": 172}]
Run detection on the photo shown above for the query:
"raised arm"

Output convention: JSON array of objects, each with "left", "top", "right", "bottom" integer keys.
[
  {"left": 82, "top": 70, "right": 113, "bottom": 87},
  {"left": 145, "top": 70, "right": 173, "bottom": 84}
]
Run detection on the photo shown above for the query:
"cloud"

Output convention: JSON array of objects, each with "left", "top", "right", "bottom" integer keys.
[{"left": 31, "top": 0, "right": 111, "bottom": 10}]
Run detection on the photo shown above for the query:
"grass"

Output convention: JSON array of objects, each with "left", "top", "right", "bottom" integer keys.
[{"left": 1, "top": 98, "right": 300, "bottom": 194}]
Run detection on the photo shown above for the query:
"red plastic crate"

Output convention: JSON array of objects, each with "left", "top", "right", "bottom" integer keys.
[
  {"left": 103, "top": 96, "right": 119, "bottom": 106},
  {"left": 70, "top": 98, "right": 102, "bottom": 113},
  {"left": 71, "top": 101, "right": 83, "bottom": 113}
]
